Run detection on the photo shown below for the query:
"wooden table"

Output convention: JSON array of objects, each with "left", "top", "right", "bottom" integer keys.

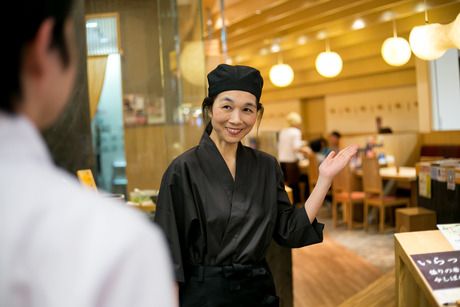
[
  {"left": 354, "top": 166, "right": 416, "bottom": 181},
  {"left": 394, "top": 230, "right": 457, "bottom": 307},
  {"left": 379, "top": 167, "right": 417, "bottom": 182},
  {"left": 127, "top": 201, "right": 156, "bottom": 213}
]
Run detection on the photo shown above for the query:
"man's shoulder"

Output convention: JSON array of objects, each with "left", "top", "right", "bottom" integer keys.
[{"left": 5, "top": 163, "right": 159, "bottom": 242}]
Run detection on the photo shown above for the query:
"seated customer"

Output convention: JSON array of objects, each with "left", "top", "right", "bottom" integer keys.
[
  {"left": 327, "top": 131, "right": 341, "bottom": 154},
  {"left": 376, "top": 116, "right": 393, "bottom": 134},
  {"left": 309, "top": 137, "right": 328, "bottom": 163}
]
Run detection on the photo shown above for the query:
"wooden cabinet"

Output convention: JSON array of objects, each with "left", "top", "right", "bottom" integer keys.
[{"left": 394, "top": 230, "right": 456, "bottom": 307}]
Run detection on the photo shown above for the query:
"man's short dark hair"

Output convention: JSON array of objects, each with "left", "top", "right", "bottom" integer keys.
[
  {"left": 331, "top": 131, "right": 341, "bottom": 138},
  {"left": 310, "top": 138, "right": 326, "bottom": 153},
  {"left": 1, "top": 0, "right": 75, "bottom": 113}
]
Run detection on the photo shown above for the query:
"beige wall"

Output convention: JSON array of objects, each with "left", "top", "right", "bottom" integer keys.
[
  {"left": 258, "top": 100, "right": 302, "bottom": 132},
  {"left": 259, "top": 86, "right": 421, "bottom": 139},
  {"left": 325, "top": 85, "right": 418, "bottom": 134}
]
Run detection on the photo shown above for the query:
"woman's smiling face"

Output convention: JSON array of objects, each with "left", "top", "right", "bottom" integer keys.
[{"left": 209, "top": 90, "right": 258, "bottom": 144}]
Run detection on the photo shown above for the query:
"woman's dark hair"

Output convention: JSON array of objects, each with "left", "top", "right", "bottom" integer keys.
[
  {"left": 309, "top": 138, "right": 327, "bottom": 153},
  {"left": 201, "top": 95, "right": 265, "bottom": 133},
  {"left": 1, "top": 0, "right": 75, "bottom": 113}
]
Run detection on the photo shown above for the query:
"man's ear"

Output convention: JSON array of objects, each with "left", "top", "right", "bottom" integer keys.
[{"left": 23, "top": 18, "right": 55, "bottom": 78}]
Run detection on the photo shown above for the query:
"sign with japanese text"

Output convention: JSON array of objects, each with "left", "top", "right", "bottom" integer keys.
[{"left": 412, "top": 251, "right": 460, "bottom": 290}]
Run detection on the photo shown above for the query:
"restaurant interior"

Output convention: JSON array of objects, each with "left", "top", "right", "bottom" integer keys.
[{"left": 43, "top": 0, "right": 460, "bottom": 306}]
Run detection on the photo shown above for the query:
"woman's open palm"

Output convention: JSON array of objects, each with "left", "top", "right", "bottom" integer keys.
[{"left": 318, "top": 145, "right": 358, "bottom": 180}]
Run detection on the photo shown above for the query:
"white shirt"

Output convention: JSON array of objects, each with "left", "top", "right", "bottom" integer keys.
[
  {"left": 0, "top": 113, "right": 175, "bottom": 307},
  {"left": 278, "top": 127, "right": 303, "bottom": 163}
]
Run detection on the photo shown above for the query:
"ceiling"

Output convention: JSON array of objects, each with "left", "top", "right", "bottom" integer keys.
[{"left": 202, "top": 0, "right": 460, "bottom": 101}]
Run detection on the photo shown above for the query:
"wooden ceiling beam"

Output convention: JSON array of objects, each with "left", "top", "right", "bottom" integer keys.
[
  {"left": 260, "top": 56, "right": 415, "bottom": 90},
  {"left": 231, "top": 2, "right": 460, "bottom": 67},
  {"left": 211, "top": 0, "right": 328, "bottom": 30},
  {"left": 227, "top": 0, "right": 457, "bottom": 52},
  {"left": 209, "top": 0, "right": 288, "bottom": 26},
  {"left": 261, "top": 69, "right": 416, "bottom": 101},
  {"left": 226, "top": 0, "right": 402, "bottom": 43}
]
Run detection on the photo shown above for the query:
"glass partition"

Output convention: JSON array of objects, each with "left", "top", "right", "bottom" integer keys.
[{"left": 85, "top": 0, "right": 206, "bottom": 199}]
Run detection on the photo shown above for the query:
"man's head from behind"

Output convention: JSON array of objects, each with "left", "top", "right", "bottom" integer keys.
[
  {"left": 328, "top": 130, "right": 341, "bottom": 147},
  {"left": 1, "top": 0, "right": 76, "bottom": 129}
]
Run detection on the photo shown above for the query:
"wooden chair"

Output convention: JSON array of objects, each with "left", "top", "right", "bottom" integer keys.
[
  {"left": 362, "top": 157, "right": 409, "bottom": 233},
  {"left": 285, "top": 185, "right": 294, "bottom": 204},
  {"left": 307, "top": 153, "right": 319, "bottom": 194},
  {"left": 332, "top": 164, "right": 365, "bottom": 229}
]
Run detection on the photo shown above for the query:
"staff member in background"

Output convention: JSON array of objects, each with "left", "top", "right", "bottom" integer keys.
[
  {"left": 155, "top": 64, "right": 358, "bottom": 307},
  {"left": 278, "top": 112, "right": 304, "bottom": 204},
  {"left": 0, "top": 1, "right": 174, "bottom": 306}
]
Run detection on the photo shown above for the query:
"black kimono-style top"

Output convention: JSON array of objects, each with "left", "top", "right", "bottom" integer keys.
[{"left": 154, "top": 126, "right": 324, "bottom": 282}]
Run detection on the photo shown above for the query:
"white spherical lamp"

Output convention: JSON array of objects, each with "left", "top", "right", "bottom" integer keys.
[
  {"left": 315, "top": 51, "right": 343, "bottom": 78},
  {"left": 179, "top": 41, "right": 206, "bottom": 86},
  {"left": 381, "top": 36, "right": 412, "bottom": 66},
  {"left": 448, "top": 13, "right": 460, "bottom": 48},
  {"left": 269, "top": 63, "right": 294, "bottom": 87},
  {"left": 409, "top": 23, "right": 447, "bottom": 60}
]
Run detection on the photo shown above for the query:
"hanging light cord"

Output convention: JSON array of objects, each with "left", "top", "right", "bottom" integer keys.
[
  {"left": 325, "top": 38, "right": 331, "bottom": 52},
  {"left": 277, "top": 53, "right": 283, "bottom": 65},
  {"left": 219, "top": 0, "right": 228, "bottom": 62},
  {"left": 424, "top": 0, "right": 429, "bottom": 24},
  {"left": 392, "top": 19, "right": 397, "bottom": 38}
]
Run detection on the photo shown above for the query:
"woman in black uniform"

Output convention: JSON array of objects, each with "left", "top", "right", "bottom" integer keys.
[{"left": 155, "top": 64, "right": 358, "bottom": 307}]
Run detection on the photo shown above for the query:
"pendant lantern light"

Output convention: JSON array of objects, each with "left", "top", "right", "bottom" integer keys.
[
  {"left": 409, "top": 1, "right": 458, "bottom": 60},
  {"left": 381, "top": 20, "right": 412, "bottom": 66},
  {"left": 315, "top": 39, "right": 343, "bottom": 78},
  {"left": 410, "top": 23, "right": 448, "bottom": 60},
  {"left": 269, "top": 55, "right": 294, "bottom": 87}
]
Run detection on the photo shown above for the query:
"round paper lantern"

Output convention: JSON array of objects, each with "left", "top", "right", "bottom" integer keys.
[
  {"left": 447, "top": 13, "right": 460, "bottom": 49},
  {"left": 269, "top": 63, "right": 294, "bottom": 87},
  {"left": 381, "top": 36, "right": 412, "bottom": 66},
  {"left": 315, "top": 51, "right": 343, "bottom": 78},
  {"left": 409, "top": 23, "right": 447, "bottom": 60},
  {"left": 179, "top": 41, "right": 206, "bottom": 86}
]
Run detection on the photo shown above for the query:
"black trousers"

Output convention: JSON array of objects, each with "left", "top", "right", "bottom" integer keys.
[{"left": 179, "top": 263, "right": 279, "bottom": 307}]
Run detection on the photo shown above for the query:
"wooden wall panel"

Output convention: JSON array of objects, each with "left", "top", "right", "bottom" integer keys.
[
  {"left": 421, "top": 131, "right": 460, "bottom": 145},
  {"left": 125, "top": 124, "right": 202, "bottom": 192}
]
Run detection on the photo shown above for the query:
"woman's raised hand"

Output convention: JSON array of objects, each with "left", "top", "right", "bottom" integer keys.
[{"left": 318, "top": 145, "right": 358, "bottom": 181}]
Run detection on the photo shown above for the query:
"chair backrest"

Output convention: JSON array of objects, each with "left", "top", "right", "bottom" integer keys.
[
  {"left": 332, "top": 163, "right": 352, "bottom": 193},
  {"left": 307, "top": 153, "right": 319, "bottom": 185},
  {"left": 361, "top": 157, "right": 383, "bottom": 195},
  {"left": 285, "top": 185, "right": 294, "bottom": 204}
]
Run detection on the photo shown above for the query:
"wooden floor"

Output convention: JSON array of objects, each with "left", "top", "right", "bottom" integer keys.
[
  {"left": 292, "top": 234, "right": 386, "bottom": 307},
  {"left": 339, "top": 270, "right": 395, "bottom": 307}
]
